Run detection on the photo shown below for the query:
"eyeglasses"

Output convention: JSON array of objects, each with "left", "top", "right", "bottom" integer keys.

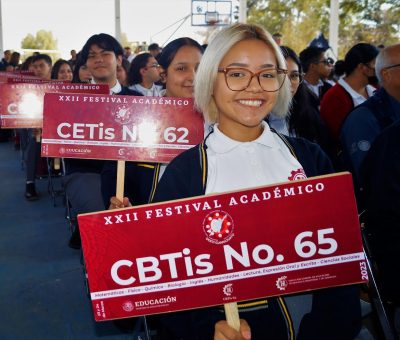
[
  {"left": 288, "top": 71, "right": 304, "bottom": 84},
  {"left": 383, "top": 63, "right": 400, "bottom": 71},
  {"left": 145, "top": 63, "right": 159, "bottom": 69},
  {"left": 316, "top": 59, "right": 334, "bottom": 66},
  {"left": 217, "top": 67, "right": 287, "bottom": 92}
]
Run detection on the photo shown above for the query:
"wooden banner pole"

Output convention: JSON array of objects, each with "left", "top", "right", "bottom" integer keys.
[
  {"left": 116, "top": 160, "right": 125, "bottom": 202},
  {"left": 224, "top": 302, "right": 240, "bottom": 331}
]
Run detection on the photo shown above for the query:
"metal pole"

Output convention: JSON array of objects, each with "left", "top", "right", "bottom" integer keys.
[
  {"left": 115, "top": 0, "right": 121, "bottom": 43},
  {"left": 239, "top": 0, "right": 247, "bottom": 23},
  {"left": 329, "top": 0, "right": 339, "bottom": 58},
  {"left": 0, "top": 0, "right": 4, "bottom": 57}
]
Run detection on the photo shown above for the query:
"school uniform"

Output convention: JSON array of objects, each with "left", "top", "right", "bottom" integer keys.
[{"left": 151, "top": 122, "right": 361, "bottom": 339}]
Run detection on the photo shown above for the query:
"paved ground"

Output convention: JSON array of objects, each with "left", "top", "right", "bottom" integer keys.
[{"left": 0, "top": 141, "right": 134, "bottom": 339}]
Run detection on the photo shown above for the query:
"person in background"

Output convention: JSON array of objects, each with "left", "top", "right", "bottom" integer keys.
[
  {"left": 51, "top": 59, "right": 73, "bottom": 81},
  {"left": 71, "top": 53, "right": 92, "bottom": 83},
  {"left": 9, "top": 51, "right": 21, "bottom": 68},
  {"left": 148, "top": 42, "right": 161, "bottom": 59},
  {"left": 124, "top": 46, "right": 135, "bottom": 63},
  {"left": 0, "top": 49, "right": 11, "bottom": 70},
  {"left": 116, "top": 58, "right": 130, "bottom": 87},
  {"left": 320, "top": 43, "right": 379, "bottom": 143},
  {"left": 19, "top": 56, "right": 35, "bottom": 72},
  {"left": 24, "top": 54, "right": 52, "bottom": 200},
  {"left": 268, "top": 46, "right": 334, "bottom": 158},
  {"left": 299, "top": 46, "right": 333, "bottom": 109},
  {"left": 127, "top": 52, "right": 162, "bottom": 96},
  {"left": 68, "top": 49, "right": 77, "bottom": 70},
  {"left": 272, "top": 32, "right": 283, "bottom": 46},
  {"left": 340, "top": 43, "right": 400, "bottom": 203},
  {"left": 64, "top": 33, "right": 142, "bottom": 249},
  {"left": 103, "top": 37, "right": 204, "bottom": 209}
]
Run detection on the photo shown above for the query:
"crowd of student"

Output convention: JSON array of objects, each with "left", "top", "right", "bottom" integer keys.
[{"left": 1, "top": 23, "right": 400, "bottom": 339}]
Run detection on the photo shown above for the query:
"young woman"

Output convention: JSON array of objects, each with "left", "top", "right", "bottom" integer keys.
[
  {"left": 149, "top": 24, "right": 361, "bottom": 340},
  {"left": 103, "top": 37, "right": 203, "bottom": 207},
  {"left": 117, "top": 58, "right": 130, "bottom": 87},
  {"left": 72, "top": 53, "right": 92, "bottom": 83},
  {"left": 51, "top": 59, "right": 73, "bottom": 81},
  {"left": 127, "top": 52, "right": 163, "bottom": 96}
]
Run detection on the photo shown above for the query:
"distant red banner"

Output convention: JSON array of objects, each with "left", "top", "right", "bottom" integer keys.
[
  {"left": 0, "top": 83, "right": 109, "bottom": 128},
  {"left": 0, "top": 71, "right": 39, "bottom": 83},
  {"left": 41, "top": 93, "right": 204, "bottom": 163},
  {"left": 78, "top": 173, "right": 367, "bottom": 321}
]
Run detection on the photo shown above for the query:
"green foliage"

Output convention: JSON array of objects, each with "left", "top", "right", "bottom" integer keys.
[
  {"left": 21, "top": 30, "right": 58, "bottom": 50},
  {"left": 247, "top": 0, "right": 399, "bottom": 58}
]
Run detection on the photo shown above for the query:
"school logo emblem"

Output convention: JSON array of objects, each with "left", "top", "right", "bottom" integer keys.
[
  {"left": 114, "top": 105, "right": 133, "bottom": 125},
  {"left": 276, "top": 276, "right": 288, "bottom": 291},
  {"left": 122, "top": 300, "right": 134, "bottom": 312},
  {"left": 223, "top": 283, "right": 234, "bottom": 296},
  {"left": 203, "top": 210, "right": 234, "bottom": 244},
  {"left": 288, "top": 168, "right": 307, "bottom": 181}
]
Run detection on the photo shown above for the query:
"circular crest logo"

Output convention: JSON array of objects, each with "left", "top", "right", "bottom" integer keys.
[
  {"left": 276, "top": 276, "right": 288, "bottom": 291},
  {"left": 203, "top": 210, "right": 234, "bottom": 244},
  {"left": 114, "top": 105, "right": 133, "bottom": 125},
  {"left": 122, "top": 300, "right": 134, "bottom": 312},
  {"left": 288, "top": 168, "right": 307, "bottom": 181},
  {"left": 223, "top": 283, "right": 234, "bottom": 296},
  {"left": 59, "top": 147, "right": 65, "bottom": 154}
]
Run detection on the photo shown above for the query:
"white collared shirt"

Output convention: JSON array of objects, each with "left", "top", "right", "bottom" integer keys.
[
  {"left": 129, "top": 83, "right": 163, "bottom": 97},
  {"left": 338, "top": 78, "right": 376, "bottom": 107},
  {"left": 91, "top": 79, "right": 121, "bottom": 95},
  {"left": 304, "top": 79, "right": 324, "bottom": 98},
  {"left": 205, "top": 121, "right": 305, "bottom": 194}
]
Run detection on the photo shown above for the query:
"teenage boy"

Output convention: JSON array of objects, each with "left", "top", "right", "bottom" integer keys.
[
  {"left": 299, "top": 46, "right": 333, "bottom": 109},
  {"left": 24, "top": 54, "right": 52, "bottom": 200},
  {"left": 65, "top": 33, "right": 142, "bottom": 248}
]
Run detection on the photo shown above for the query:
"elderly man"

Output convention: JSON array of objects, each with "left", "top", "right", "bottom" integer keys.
[{"left": 340, "top": 43, "right": 400, "bottom": 199}]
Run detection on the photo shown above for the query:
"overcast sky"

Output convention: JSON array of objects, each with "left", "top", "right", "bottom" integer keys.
[{"left": 1, "top": 0, "right": 213, "bottom": 59}]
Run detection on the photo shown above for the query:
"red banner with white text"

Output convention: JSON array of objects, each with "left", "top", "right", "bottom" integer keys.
[
  {"left": 78, "top": 173, "right": 367, "bottom": 321},
  {"left": 41, "top": 93, "right": 204, "bottom": 163},
  {"left": 0, "top": 83, "right": 109, "bottom": 128}
]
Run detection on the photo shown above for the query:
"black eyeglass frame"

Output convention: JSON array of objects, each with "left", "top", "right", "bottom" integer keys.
[
  {"left": 383, "top": 63, "right": 400, "bottom": 71},
  {"left": 217, "top": 67, "right": 288, "bottom": 92}
]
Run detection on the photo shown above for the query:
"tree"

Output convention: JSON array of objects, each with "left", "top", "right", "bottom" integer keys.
[
  {"left": 247, "top": 0, "right": 399, "bottom": 58},
  {"left": 21, "top": 30, "right": 58, "bottom": 51}
]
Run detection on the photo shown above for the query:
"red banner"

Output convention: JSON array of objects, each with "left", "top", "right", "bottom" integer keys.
[
  {"left": 0, "top": 83, "right": 109, "bottom": 128},
  {"left": 78, "top": 173, "right": 367, "bottom": 321},
  {"left": 0, "top": 71, "right": 40, "bottom": 83},
  {"left": 41, "top": 93, "right": 204, "bottom": 163}
]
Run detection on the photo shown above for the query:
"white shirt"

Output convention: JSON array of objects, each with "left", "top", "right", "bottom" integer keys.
[
  {"left": 205, "top": 121, "right": 305, "bottom": 194},
  {"left": 129, "top": 83, "right": 163, "bottom": 97},
  {"left": 91, "top": 79, "right": 121, "bottom": 95},
  {"left": 338, "top": 78, "right": 376, "bottom": 107},
  {"left": 304, "top": 79, "right": 324, "bottom": 98}
]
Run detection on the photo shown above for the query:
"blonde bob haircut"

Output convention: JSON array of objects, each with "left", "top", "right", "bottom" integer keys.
[{"left": 194, "top": 23, "right": 291, "bottom": 123}]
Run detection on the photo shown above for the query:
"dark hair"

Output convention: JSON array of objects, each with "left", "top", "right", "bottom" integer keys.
[
  {"left": 280, "top": 46, "right": 303, "bottom": 73},
  {"left": 20, "top": 56, "right": 35, "bottom": 71},
  {"left": 333, "top": 60, "right": 346, "bottom": 78},
  {"left": 32, "top": 53, "right": 52, "bottom": 66},
  {"left": 157, "top": 37, "right": 203, "bottom": 72},
  {"left": 10, "top": 52, "right": 21, "bottom": 67},
  {"left": 299, "top": 46, "right": 325, "bottom": 72},
  {"left": 72, "top": 52, "right": 89, "bottom": 83},
  {"left": 51, "top": 59, "right": 72, "bottom": 79},
  {"left": 343, "top": 43, "right": 379, "bottom": 75},
  {"left": 80, "top": 33, "right": 124, "bottom": 64},
  {"left": 128, "top": 53, "right": 152, "bottom": 85},
  {"left": 148, "top": 43, "right": 160, "bottom": 51}
]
